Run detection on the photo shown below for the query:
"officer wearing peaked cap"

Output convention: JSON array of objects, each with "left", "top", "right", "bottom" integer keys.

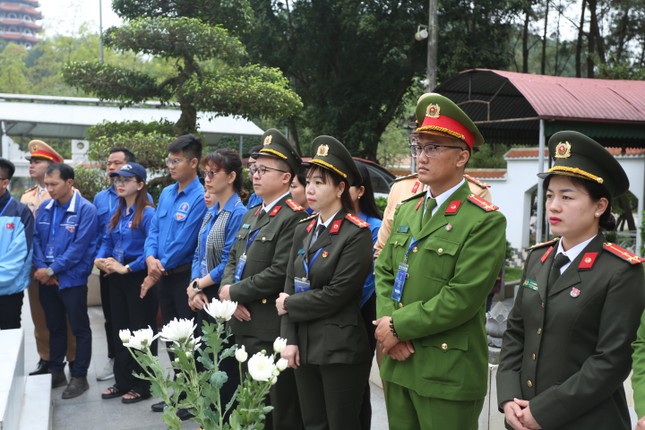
[
  {"left": 374, "top": 92, "right": 507, "bottom": 429},
  {"left": 276, "top": 135, "right": 374, "bottom": 430},
  {"left": 220, "top": 128, "right": 306, "bottom": 429},
  {"left": 498, "top": 131, "right": 645, "bottom": 430}
]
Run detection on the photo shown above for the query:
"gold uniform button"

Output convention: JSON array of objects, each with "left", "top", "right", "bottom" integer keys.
[
  {"left": 437, "top": 248, "right": 444, "bottom": 254},
  {"left": 398, "top": 302, "right": 404, "bottom": 308},
  {"left": 531, "top": 353, "right": 536, "bottom": 360},
  {"left": 405, "top": 273, "right": 410, "bottom": 279},
  {"left": 527, "top": 380, "right": 533, "bottom": 388},
  {"left": 541, "top": 301, "right": 545, "bottom": 309},
  {"left": 394, "top": 240, "right": 399, "bottom": 246},
  {"left": 412, "top": 247, "right": 418, "bottom": 253},
  {"left": 537, "top": 328, "right": 542, "bottom": 335},
  {"left": 441, "top": 343, "right": 448, "bottom": 350},
  {"left": 261, "top": 298, "right": 267, "bottom": 304},
  {"left": 262, "top": 237, "right": 266, "bottom": 241}
]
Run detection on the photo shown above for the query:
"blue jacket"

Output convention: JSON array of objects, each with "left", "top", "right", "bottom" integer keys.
[
  {"left": 34, "top": 191, "right": 98, "bottom": 289},
  {"left": 97, "top": 205, "right": 155, "bottom": 273},
  {"left": 359, "top": 212, "right": 381, "bottom": 307},
  {"left": 93, "top": 185, "right": 153, "bottom": 251},
  {"left": 0, "top": 193, "right": 33, "bottom": 295},
  {"left": 191, "top": 193, "right": 246, "bottom": 283},
  {"left": 144, "top": 177, "right": 206, "bottom": 270}
]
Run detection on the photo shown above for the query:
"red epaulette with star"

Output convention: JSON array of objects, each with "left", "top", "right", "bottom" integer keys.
[
  {"left": 528, "top": 238, "right": 559, "bottom": 264},
  {"left": 467, "top": 194, "right": 498, "bottom": 212},
  {"left": 444, "top": 200, "right": 462, "bottom": 215},
  {"left": 464, "top": 174, "right": 491, "bottom": 189},
  {"left": 305, "top": 218, "right": 316, "bottom": 232},
  {"left": 344, "top": 213, "right": 369, "bottom": 228},
  {"left": 269, "top": 206, "right": 282, "bottom": 217},
  {"left": 603, "top": 243, "right": 645, "bottom": 265},
  {"left": 285, "top": 199, "right": 305, "bottom": 211}
]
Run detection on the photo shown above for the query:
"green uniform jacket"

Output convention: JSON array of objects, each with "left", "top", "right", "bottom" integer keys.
[
  {"left": 221, "top": 195, "right": 308, "bottom": 343},
  {"left": 375, "top": 181, "right": 506, "bottom": 401},
  {"left": 498, "top": 234, "right": 645, "bottom": 430},
  {"left": 281, "top": 210, "right": 373, "bottom": 365},
  {"left": 632, "top": 308, "right": 645, "bottom": 418}
]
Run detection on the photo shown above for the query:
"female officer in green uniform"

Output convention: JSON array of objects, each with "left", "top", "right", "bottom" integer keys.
[
  {"left": 497, "top": 131, "right": 645, "bottom": 430},
  {"left": 276, "top": 135, "right": 373, "bottom": 430}
]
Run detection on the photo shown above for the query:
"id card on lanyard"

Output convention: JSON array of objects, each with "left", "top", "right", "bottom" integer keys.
[
  {"left": 114, "top": 211, "right": 132, "bottom": 264},
  {"left": 45, "top": 206, "right": 59, "bottom": 263},
  {"left": 294, "top": 248, "right": 323, "bottom": 293},
  {"left": 234, "top": 228, "right": 261, "bottom": 282},
  {"left": 392, "top": 237, "right": 420, "bottom": 302}
]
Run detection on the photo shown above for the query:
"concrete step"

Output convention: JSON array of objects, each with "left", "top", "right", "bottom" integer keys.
[
  {"left": 19, "top": 375, "right": 52, "bottom": 430},
  {"left": 0, "top": 329, "right": 25, "bottom": 430}
]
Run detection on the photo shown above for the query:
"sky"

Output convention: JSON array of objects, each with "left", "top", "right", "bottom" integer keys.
[{"left": 38, "top": 0, "right": 122, "bottom": 36}]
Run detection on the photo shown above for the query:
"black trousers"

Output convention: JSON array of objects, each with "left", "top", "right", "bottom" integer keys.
[
  {"left": 236, "top": 334, "right": 304, "bottom": 430},
  {"left": 0, "top": 291, "right": 24, "bottom": 329},
  {"left": 39, "top": 284, "right": 92, "bottom": 377},
  {"left": 109, "top": 269, "right": 158, "bottom": 395},
  {"left": 99, "top": 270, "right": 115, "bottom": 359},
  {"left": 157, "top": 269, "right": 195, "bottom": 360},
  {"left": 359, "top": 292, "right": 377, "bottom": 430},
  {"left": 295, "top": 361, "right": 371, "bottom": 430}
]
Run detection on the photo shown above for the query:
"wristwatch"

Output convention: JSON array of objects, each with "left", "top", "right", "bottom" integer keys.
[
  {"left": 125, "top": 264, "right": 132, "bottom": 273},
  {"left": 191, "top": 280, "right": 202, "bottom": 293},
  {"left": 45, "top": 267, "right": 55, "bottom": 277}
]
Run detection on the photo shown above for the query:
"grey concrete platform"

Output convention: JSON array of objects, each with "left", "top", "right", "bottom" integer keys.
[{"left": 20, "top": 295, "right": 388, "bottom": 429}]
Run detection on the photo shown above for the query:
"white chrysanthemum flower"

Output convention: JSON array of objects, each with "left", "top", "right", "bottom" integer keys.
[
  {"left": 235, "top": 345, "right": 248, "bottom": 363},
  {"left": 123, "top": 326, "right": 155, "bottom": 351},
  {"left": 276, "top": 358, "right": 288, "bottom": 372},
  {"left": 273, "top": 337, "right": 287, "bottom": 354},
  {"left": 159, "top": 318, "right": 196, "bottom": 344},
  {"left": 247, "top": 351, "right": 276, "bottom": 382},
  {"left": 119, "top": 329, "right": 132, "bottom": 344},
  {"left": 203, "top": 299, "right": 238, "bottom": 321}
]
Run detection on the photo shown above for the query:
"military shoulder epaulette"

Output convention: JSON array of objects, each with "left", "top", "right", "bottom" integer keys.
[
  {"left": 401, "top": 191, "right": 426, "bottom": 204},
  {"left": 528, "top": 237, "right": 559, "bottom": 250},
  {"left": 394, "top": 173, "right": 418, "bottom": 183},
  {"left": 248, "top": 201, "right": 262, "bottom": 209},
  {"left": 345, "top": 213, "right": 369, "bottom": 228},
  {"left": 464, "top": 174, "right": 491, "bottom": 189},
  {"left": 603, "top": 242, "right": 645, "bottom": 265},
  {"left": 285, "top": 199, "right": 305, "bottom": 211},
  {"left": 299, "top": 213, "right": 317, "bottom": 223},
  {"left": 25, "top": 185, "right": 38, "bottom": 192},
  {"left": 467, "top": 194, "right": 498, "bottom": 212}
]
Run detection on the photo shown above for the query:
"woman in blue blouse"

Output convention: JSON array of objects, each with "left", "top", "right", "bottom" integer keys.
[
  {"left": 95, "top": 162, "right": 156, "bottom": 404},
  {"left": 349, "top": 161, "right": 382, "bottom": 429}
]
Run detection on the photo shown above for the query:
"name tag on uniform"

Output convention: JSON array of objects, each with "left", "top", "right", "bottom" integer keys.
[
  {"left": 392, "top": 262, "right": 408, "bottom": 302},
  {"left": 234, "top": 253, "right": 247, "bottom": 282},
  {"left": 114, "top": 245, "right": 125, "bottom": 264},
  {"left": 396, "top": 226, "right": 410, "bottom": 233},
  {"left": 45, "top": 243, "right": 55, "bottom": 262},
  {"left": 294, "top": 277, "right": 311, "bottom": 293},
  {"left": 523, "top": 279, "right": 538, "bottom": 291}
]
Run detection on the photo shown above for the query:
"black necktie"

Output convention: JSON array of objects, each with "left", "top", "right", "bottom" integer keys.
[
  {"left": 548, "top": 253, "right": 570, "bottom": 287},
  {"left": 310, "top": 225, "right": 325, "bottom": 248}
]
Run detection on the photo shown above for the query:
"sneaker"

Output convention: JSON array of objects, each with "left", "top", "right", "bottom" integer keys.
[
  {"left": 62, "top": 376, "right": 89, "bottom": 399},
  {"left": 96, "top": 358, "right": 114, "bottom": 381}
]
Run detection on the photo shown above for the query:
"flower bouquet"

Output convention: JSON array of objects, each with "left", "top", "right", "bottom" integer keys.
[{"left": 120, "top": 299, "right": 289, "bottom": 430}]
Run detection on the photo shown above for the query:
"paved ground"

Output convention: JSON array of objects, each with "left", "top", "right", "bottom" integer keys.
[{"left": 21, "top": 297, "right": 388, "bottom": 430}]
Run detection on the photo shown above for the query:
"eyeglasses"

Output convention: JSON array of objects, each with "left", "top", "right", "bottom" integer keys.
[
  {"left": 165, "top": 157, "right": 186, "bottom": 166},
  {"left": 249, "top": 165, "right": 287, "bottom": 177},
  {"left": 113, "top": 177, "right": 137, "bottom": 185},
  {"left": 202, "top": 169, "right": 221, "bottom": 179},
  {"left": 409, "top": 143, "right": 465, "bottom": 158}
]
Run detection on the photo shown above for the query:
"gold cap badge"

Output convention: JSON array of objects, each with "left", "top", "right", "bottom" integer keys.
[
  {"left": 263, "top": 135, "right": 272, "bottom": 146},
  {"left": 426, "top": 103, "right": 440, "bottom": 119},
  {"left": 316, "top": 144, "right": 329, "bottom": 157},
  {"left": 554, "top": 141, "right": 571, "bottom": 158}
]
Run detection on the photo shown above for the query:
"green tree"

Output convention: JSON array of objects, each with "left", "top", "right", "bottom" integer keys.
[
  {"left": 63, "top": 5, "right": 302, "bottom": 136},
  {"left": 0, "top": 43, "right": 31, "bottom": 93},
  {"left": 244, "top": 0, "right": 524, "bottom": 159}
]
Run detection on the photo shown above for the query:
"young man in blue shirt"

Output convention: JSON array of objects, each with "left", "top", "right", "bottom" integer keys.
[
  {"left": 93, "top": 147, "right": 136, "bottom": 381},
  {"left": 0, "top": 158, "right": 33, "bottom": 330},
  {"left": 143, "top": 134, "right": 206, "bottom": 416},
  {"left": 33, "top": 163, "right": 98, "bottom": 399}
]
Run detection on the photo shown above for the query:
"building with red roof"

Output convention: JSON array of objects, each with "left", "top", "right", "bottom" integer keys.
[{"left": 0, "top": 0, "right": 42, "bottom": 49}]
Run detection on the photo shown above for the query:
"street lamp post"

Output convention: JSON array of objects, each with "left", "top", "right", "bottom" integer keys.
[
  {"left": 427, "top": 0, "right": 438, "bottom": 92},
  {"left": 99, "top": 0, "right": 104, "bottom": 64}
]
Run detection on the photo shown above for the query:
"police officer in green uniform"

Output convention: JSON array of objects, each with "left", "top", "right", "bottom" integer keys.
[
  {"left": 219, "top": 129, "right": 306, "bottom": 430},
  {"left": 276, "top": 135, "right": 374, "bottom": 430},
  {"left": 497, "top": 131, "right": 645, "bottom": 430},
  {"left": 374, "top": 93, "right": 507, "bottom": 429}
]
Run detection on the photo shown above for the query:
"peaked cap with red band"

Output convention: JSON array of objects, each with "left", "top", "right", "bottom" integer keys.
[
  {"left": 414, "top": 92, "right": 484, "bottom": 150},
  {"left": 252, "top": 128, "right": 302, "bottom": 174},
  {"left": 26, "top": 139, "right": 63, "bottom": 163}
]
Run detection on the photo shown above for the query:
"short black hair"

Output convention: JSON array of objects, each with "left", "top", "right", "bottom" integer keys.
[
  {"left": 0, "top": 158, "right": 16, "bottom": 180},
  {"left": 46, "top": 163, "right": 75, "bottom": 181},
  {"left": 109, "top": 148, "right": 136, "bottom": 163},
  {"left": 168, "top": 134, "right": 202, "bottom": 166}
]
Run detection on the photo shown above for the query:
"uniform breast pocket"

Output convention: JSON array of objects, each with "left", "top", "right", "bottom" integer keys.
[
  {"left": 252, "top": 231, "right": 276, "bottom": 260},
  {"left": 419, "top": 335, "right": 469, "bottom": 386},
  {"left": 388, "top": 233, "right": 410, "bottom": 262},
  {"left": 421, "top": 237, "right": 460, "bottom": 281},
  {"left": 158, "top": 209, "right": 168, "bottom": 220}
]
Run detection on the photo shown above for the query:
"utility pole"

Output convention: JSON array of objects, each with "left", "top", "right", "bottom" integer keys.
[
  {"left": 99, "top": 0, "right": 104, "bottom": 64},
  {"left": 427, "top": 0, "right": 438, "bottom": 92}
]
